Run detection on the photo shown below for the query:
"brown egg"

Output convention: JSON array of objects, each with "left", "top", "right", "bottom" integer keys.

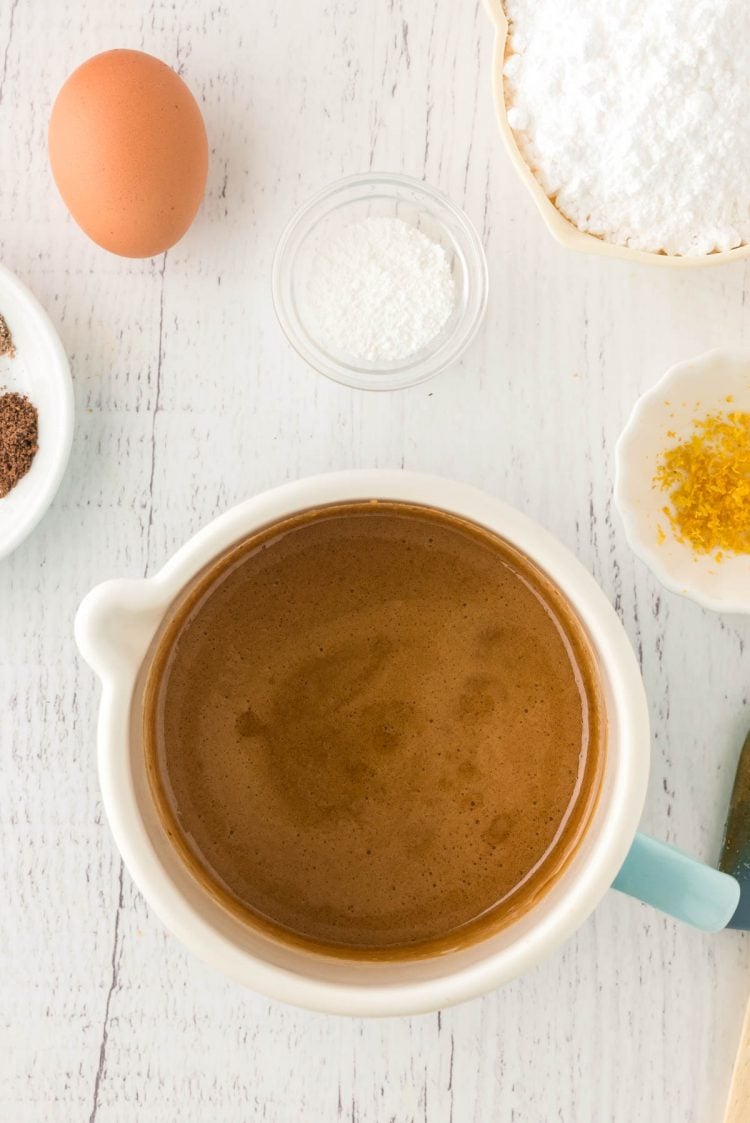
[{"left": 49, "top": 49, "right": 208, "bottom": 258}]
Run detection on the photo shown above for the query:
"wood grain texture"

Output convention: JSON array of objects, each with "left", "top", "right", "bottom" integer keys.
[
  {"left": 0, "top": 1, "right": 748, "bottom": 1120},
  {"left": 724, "top": 995, "right": 750, "bottom": 1123}
]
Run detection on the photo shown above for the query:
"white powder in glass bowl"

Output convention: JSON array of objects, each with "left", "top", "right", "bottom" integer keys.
[
  {"left": 503, "top": 0, "right": 750, "bottom": 256},
  {"left": 302, "top": 217, "right": 455, "bottom": 363}
]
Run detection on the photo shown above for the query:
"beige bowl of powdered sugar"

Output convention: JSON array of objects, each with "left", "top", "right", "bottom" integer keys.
[{"left": 486, "top": 0, "right": 750, "bottom": 265}]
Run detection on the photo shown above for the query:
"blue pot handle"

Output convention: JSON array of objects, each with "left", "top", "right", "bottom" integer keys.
[{"left": 613, "top": 832, "right": 740, "bottom": 932}]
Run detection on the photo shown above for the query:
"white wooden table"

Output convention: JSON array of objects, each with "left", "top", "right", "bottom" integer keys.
[{"left": 1, "top": 2, "right": 749, "bottom": 1120}]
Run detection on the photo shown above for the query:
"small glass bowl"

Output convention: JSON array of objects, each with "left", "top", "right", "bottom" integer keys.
[{"left": 272, "top": 172, "right": 488, "bottom": 391}]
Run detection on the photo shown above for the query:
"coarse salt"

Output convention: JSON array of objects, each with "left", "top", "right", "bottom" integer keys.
[
  {"left": 503, "top": 0, "right": 750, "bottom": 256},
  {"left": 302, "top": 217, "right": 455, "bottom": 363}
]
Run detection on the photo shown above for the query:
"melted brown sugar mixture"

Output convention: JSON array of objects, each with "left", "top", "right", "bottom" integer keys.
[{"left": 144, "top": 502, "right": 604, "bottom": 956}]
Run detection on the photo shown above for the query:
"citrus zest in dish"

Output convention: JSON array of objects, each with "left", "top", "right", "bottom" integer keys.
[{"left": 654, "top": 410, "right": 750, "bottom": 558}]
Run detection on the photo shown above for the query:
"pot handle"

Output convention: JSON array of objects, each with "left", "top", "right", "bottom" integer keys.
[
  {"left": 612, "top": 832, "right": 740, "bottom": 932},
  {"left": 75, "top": 578, "right": 168, "bottom": 680}
]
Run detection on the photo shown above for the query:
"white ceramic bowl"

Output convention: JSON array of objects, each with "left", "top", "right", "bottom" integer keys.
[
  {"left": 0, "top": 263, "right": 73, "bottom": 559},
  {"left": 76, "top": 471, "right": 650, "bottom": 1015},
  {"left": 484, "top": 0, "right": 750, "bottom": 268},
  {"left": 615, "top": 350, "right": 750, "bottom": 614}
]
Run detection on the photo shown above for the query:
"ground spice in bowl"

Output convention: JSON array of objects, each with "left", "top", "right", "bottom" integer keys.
[
  {"left": 0, "top": 391, "right": 38, "bottom": 498},
  {"left": 0, "top": 313, "right": 15, "bottom": 358},
  {"left": 654, "top": 409, "right": 750, "bottom": 558}
]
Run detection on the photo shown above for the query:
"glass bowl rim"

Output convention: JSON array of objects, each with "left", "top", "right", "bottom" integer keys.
[{"left": 271, "top": 171, "right": 489, "bottom": 391}]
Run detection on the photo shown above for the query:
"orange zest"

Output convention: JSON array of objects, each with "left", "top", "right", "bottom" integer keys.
[{"left": 654, "top": 410, "right": 750, "bottom": 558}]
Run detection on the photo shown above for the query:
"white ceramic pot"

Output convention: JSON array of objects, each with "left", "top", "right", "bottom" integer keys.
[{"left": 75, "top": 471, "right": 738, "bottom": 1015}]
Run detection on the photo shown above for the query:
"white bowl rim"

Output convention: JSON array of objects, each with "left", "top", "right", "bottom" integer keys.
[
  {"left": 615, "top": 347, "right": 750, "bottom": 614},
  {"left": 0, "top": 260, "right": 74, "bottom": 560},
  {"left": 76, "top": 470, "right": 650, "bottom": 1015}
]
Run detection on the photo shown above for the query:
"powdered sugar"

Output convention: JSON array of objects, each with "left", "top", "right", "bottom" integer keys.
[
  {"left": 503, "top": 0, "right": 750, "bottom": 256},
  {"left": 302, "top": 217, "right": 455, "bottom": 362}
]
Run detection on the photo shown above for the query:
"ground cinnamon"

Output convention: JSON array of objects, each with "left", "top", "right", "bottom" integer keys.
[
  {"left": 0, "top": 314, "right": 15, "bottom": 359},
  {"left": 0, "top": 392, "right": 38, "bottom": 498}
]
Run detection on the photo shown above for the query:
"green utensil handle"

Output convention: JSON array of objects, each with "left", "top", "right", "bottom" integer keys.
[{"left": 613, "top": 832, "right": 740, "bottom": 932}]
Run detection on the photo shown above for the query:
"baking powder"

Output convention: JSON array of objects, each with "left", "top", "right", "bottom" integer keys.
[
  {"left": 504, "top": 0, "right": 750, "bottom": 256},
  {"left": 303, "top": 217, "right": 455, "bottom": 362}
]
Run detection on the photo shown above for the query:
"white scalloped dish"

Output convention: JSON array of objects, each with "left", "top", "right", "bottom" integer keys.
[{"left": 615, "top": 350, "right": 750, "bottom": 614}]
